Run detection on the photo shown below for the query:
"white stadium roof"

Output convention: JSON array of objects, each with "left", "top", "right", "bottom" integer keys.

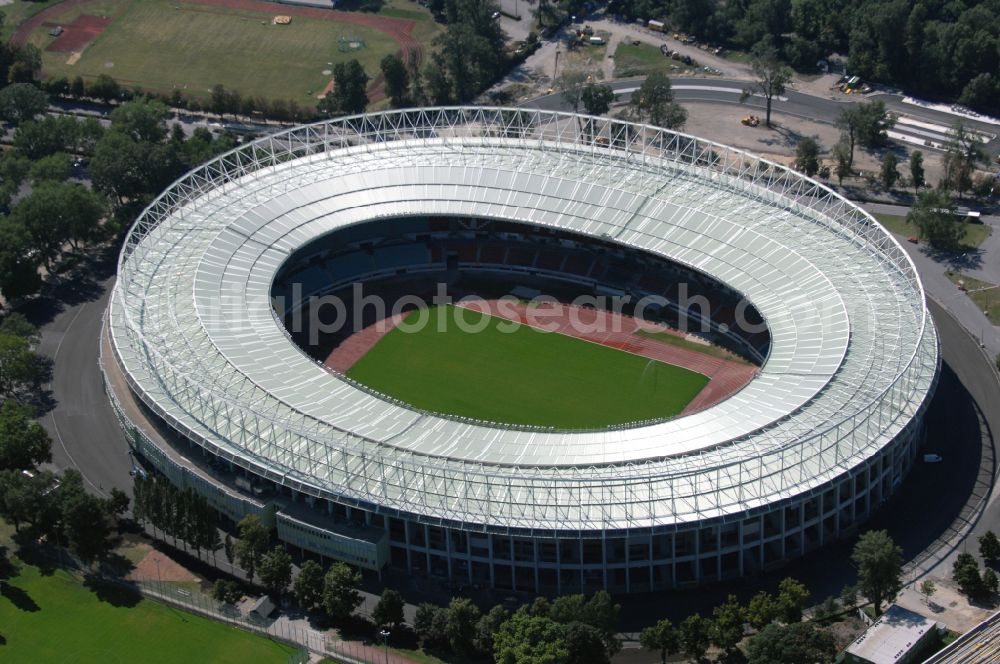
[{"left": 109, "top": 107, "right": 938, "bottom": 532}]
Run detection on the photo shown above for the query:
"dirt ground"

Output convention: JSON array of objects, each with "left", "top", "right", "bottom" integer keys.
[
  {"left": 127, "top": 548, "right": 200, "bottom": 583},
  {"left": 617, "top": 100, "right": 952, "bottom": 188}
]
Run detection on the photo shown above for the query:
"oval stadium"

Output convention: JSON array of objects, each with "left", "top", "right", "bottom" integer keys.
[{"left": 102, "top": 107, "right": 940, "bottom": 594}]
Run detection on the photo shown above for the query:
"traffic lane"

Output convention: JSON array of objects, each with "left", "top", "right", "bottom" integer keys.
[
  {"left": 524, "top": 77, "right": 844, "bottom": 124},
  {"left": 33, "top": 276, "right": 132, "bottom": 497},
  {"left": 526, "top": 77, "right": 998, "bottom": 147},
  {"left": 925, "top": 299, "right": 1000, "bottom": 569}
]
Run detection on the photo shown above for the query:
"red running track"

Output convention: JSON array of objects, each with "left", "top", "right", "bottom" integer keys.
[{"left": 323, "top": 310, "right": 413, "bottom": 374}]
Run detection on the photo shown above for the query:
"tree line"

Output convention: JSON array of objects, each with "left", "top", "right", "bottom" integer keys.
[
  {"left": 0, "top": 314, "right": 129, "bottom": 564},
  {"left": 607, "top": 0, "right": 1000, "bottom": 114},
  {"left": 0, "top": 91, "right": 237, "bottom": 302}
]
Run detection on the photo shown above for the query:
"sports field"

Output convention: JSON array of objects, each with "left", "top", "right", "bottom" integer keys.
[
  {"left": 346, "top": 306, "right": 709, "bottom": 428},
  {"left": 0, "top": 560, "right": 295, "bottom": 663},
  {"left": 24, "top": 0, "right": 433, "bottom": 102}
]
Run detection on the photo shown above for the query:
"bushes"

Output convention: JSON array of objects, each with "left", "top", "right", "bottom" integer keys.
[{"left": 40, "top": 75, "right": 316, "bottom": 123}]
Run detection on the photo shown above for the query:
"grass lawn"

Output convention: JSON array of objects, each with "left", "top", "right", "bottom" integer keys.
[
  {"left": 945, "top": 271, "right": 1000, "bottom": 325},
  {"left": 0, "top": 560, "right": 296, "bottom": 663},
  {"left": 27, "top": 0, "right": 410, "bottom": 102},
  {"left": 873, "top": 213, "right": 992, "bottom": 249},
  {"left": 346, "top": 305, "right": 709, "bottom": 428},
  {"left": 614, "top": 42, "right": 672, "bottom": 78}
]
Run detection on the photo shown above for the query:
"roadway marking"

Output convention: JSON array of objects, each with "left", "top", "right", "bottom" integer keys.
[
  {"left": 614, "top": 84, "right": 788, "bottom": 102},
  {"left": 47, "top": 300, "right": 108, "bottom": 497},
  {"left": 902, "top": 96, "right": 1000, "bottom": 126}
]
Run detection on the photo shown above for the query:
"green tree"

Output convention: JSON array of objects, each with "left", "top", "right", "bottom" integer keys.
[
  {"left": 953, "top": 552, "right": 985, "bottom": 597},
  {"left": 0, "top": 223, "right": 40, "bottom": 303},
  {"left": 415, "top": 602, "right": 449, "bottom": 650},
  {"left": 107, "top": 487, "right": 129, "bottom": 518},
  {"left": 907, "top": 189, "right": 964, "bottom": 251},
  {"left": 11, "top": 181, "right": 106, "bottom": 257},
  {"left": 0, "top": 468, "right": 54, "bottom": 532},
  {"left": 109, "top": 98, "right": 170, "bottom": 144},
  {"left": 909, "top": 150, "right": 925, "bottom": 195},
  {"left": 475, "top": 605, "right": 509, "bottom": 654},
  {"left": 550, "top": 594, "right": 585, "bottom": 623},
  {"left": 372, "top": 588, "right": 405, "bottom": 630},
  {"left": 0, "top": 83, "right": 48, "bottom": 125},
  {"left": 564, "top": 621, "right": 610, "bottom": 664},
  {"left": 258, "top": 546, "right": 292, "bottom": 597},
  {"left": 0, "top": 313, "right": 38, "bottom": 343},
  {"left": 640, "top": 618, "right": 679, "bottom": 664},
  {"left": 13, "top": 115, "right": 80, "bottom": 159},
  {"left": 0, "top": 333, "right": 43, "bottom": 399},
  {"left": 580, "top": 83, "right": 616, "bottom": 141},
  {"left": 777, "top": 577, "right": 810, "bottom": 624},
  {"left": 679, "top": 613, "right": 711, "bottom": 661},
  {"left": 710, "top": 594, "right": 746, "bottom": 652},
  {"left": 0, "top": 401, "right": 51, "bottom": 471},
  {"left": 293, "top": 559, "right": 325, "bottom": 612},
  {"left": 979, "top": 531, "right": 1000, "bottom": 565},
  {"left": 494, "top": 609, "right": 570, "bottom": 664},
  {"left": 983, "top": 568, "right": 999, "bottom": 595},
  {"left": 746, "top": 621, "right": 837, "bottom": 664},
  {"left": 87, "top": 74, "right": 121, "bottom": 103},
  {"left": 212, "top": 578, "right": 243, "bottom": 604},
  {"left": 321, "top": 561, "right": 362, "bottom": 624},
  {"left": 794, "top": 136, "right": 821, "bottom": 176},
  {"left": 942, "top": 122, "right": 988, "bottom": 194},
  {"left": 321, "top": 60, "right": 369, "bottom": 116},
  {"left": 234, "top": 514, "right": 270, "bottom": 584},
  {"left": 741, "top": 44, "right": 791, "bottom": 128},
  {"left": 559, "top": 69, "right": 590, "bottom": 114},
  {"left": 840, "top": 584, "right": 858, "bottom": 608},
  {"left": 59, "top": 470, "right": 113, "bottom": 563},
  {"left": 446, "top": 596, "right": 482, "bottom": 656},
  {"left": 631, "top": 72, "right": 687, "bottom": 129},
  {"left": 880, "top": 151, "right": 900, "bottom": 190},
  {"left": 746, "top": 590, "right": 779, "bottom": 629},
  {"left": 29, "top": 152, "right": 72, "bottom": 184},
  {"left": 919, "top": 579, "right": 936, "bottom": 604},
  {"left": 838, "top": 101, "right": 895, "bottom": 156},
  {"left": 582, "top": 590, "right": 620, "bottom": 655},
  {"left": 832, "top": 135, "right": 852, "bottom": 185},
  {"left": 852, "top": 530, "right": 903, "bottom": 615},
  {"left": 406, "top": 48, "right": 424, "bottom": 105},
  {"left": 380, "top": 53, "right": 409, "bottom": 108}
]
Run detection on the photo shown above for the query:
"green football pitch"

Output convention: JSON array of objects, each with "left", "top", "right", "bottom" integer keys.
[
  {"left": 346, "top": 306, "right": 709, "bottom": 428},
  {"left": 0, "top": 560, "right": 295, "bottom": 663},
  {"left": 26, "top": 0, "right": 437, "bottom": 103}
]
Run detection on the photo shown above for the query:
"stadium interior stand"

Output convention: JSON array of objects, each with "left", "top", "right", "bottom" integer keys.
[{"left": 272, "top": 216, "right": 770, "bottom": 365}]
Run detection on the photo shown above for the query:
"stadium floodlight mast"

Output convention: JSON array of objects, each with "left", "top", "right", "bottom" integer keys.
[{"left": 106, "top": 106, "right": 938, "bottom": 592}]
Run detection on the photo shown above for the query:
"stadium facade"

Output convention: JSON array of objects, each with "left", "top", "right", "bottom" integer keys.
[{"left": 103, "top": 107, "right": 939, "bottom": 593}]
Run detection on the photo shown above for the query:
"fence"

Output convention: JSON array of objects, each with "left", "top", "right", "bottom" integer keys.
[{"left": 28, "top": 542, "right": 390, "bottom": 664}]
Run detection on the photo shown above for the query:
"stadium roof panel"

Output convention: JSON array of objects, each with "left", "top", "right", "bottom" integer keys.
[{"left": 110, "top": 108, "right": 938, "bottom": 531}]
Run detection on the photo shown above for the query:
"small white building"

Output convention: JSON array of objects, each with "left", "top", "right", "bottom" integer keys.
[{"left": 845, "top": 604, "right": 941, "bottom": 664}]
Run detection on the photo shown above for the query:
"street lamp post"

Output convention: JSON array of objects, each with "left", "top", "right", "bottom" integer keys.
[{"left": 379, "top": 629, "right": 391, "bottom": 664}]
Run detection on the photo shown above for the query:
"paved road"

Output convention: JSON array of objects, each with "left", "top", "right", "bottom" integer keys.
[{"left": 522, "top": 76, "right": 1000, "bottom": 153}]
